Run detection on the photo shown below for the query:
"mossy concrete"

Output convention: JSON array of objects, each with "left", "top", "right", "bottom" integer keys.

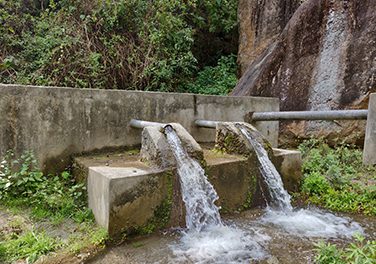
[
  {"left": 75, "top": 148, "right": 265, "bottom": 235},
  {"left": 215, "top": 122, "right": 302, "bottom": 202},
  {"left": 272, "top": 148, "right": 302, "bottom": 192},
  {"left": 0, "top": 84, "right": 279, "bottom": 174},
  {"left": 140, "top": 123, "right": 204, "bottom": 169}
]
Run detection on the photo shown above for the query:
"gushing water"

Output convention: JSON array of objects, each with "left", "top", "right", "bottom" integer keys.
[
  {"left": 164, "top": 126, "right": 269, "bottom": 262},
  {"left": 239, "top": 127, "right": 292, "bottom": 211},
  {"left": 239, "top": 125, "right": 363, "bottom": 238},
  {"left": 164, "top": 126, "right": 222, "bottom": 231}
]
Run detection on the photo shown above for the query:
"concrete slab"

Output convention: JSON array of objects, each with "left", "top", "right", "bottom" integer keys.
[
  {"left": 363, "top": 93, "right": 376, "bottom": 165},
  {"left": 79, "top": 149, "right": 260, "bottom": 235},
  {"left": 79, "top": 146, "right": 302, "bottom": 236},
  {"left": 88, "top": 165, "right": 170, "bottom": 235},
  {"left": 272, "top": 148, "right": 302, "bottom": 192},
  {"left": 0, "top": 84, "right": 279, "bottom": 173}
]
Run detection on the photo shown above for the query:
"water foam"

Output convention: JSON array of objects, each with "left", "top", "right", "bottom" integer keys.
[
  {"left": 170, "top": 225, "right": 269, "bottom": 264},
  {"left": 238, "top": 124, "right": 363, "bottom": 239},
  {"left": 261, "top": 208, "right": 363, "bottom": 238},
  {"left": 164, "top": 126, "right": 269, "bottom": 262}
]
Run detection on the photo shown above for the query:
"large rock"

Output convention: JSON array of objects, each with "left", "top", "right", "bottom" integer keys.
[
  {"left": 233, "top": 0, "right": 376, "bottom": 146},
  {"left": 237, "top": 0, "right": 301, "bottom": 75}
]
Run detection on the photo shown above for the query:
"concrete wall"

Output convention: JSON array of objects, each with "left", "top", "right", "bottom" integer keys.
[
  {"left": 0, "top": 84, "right": 279, "bottom": 172},
  {"left": 363, "top": 93, "right": 376, "bottom": 165}
]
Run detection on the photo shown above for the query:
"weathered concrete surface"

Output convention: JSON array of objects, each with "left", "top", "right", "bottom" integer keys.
[
  {"left": 237, "top": 0, "right": 301, "bottom": 74},
  {"left": 363, "top": 94, "right": 376, "bottom": 165},
  {"left": 77, "top": 147, "right": 295, "bottom": 235},
  {"left": 272, "top": 148, "right": 302, "bottom": 192},
  {"left": 140, "top": 126, "right": 174, "bottom": 169},
  {"left": 233, "top": 0, "right": 375, "bottom": 146},
  {"left": 215, "top": 122, "right": 273, "bottom": 156},
  {"left": 215, "top": 122, "right": 302, "bottom": 200},
  {"left": 87, "top": 165, "right": 170, "bottom": 235},
  {"left": 205, "top": 152, "right": 260, "bottom": 211},
  {"left": 0, "top": 84, "right": 279, "bottom": 173},
  {"left": 140, "top": 123, "right": 204, "bottom": 169}
]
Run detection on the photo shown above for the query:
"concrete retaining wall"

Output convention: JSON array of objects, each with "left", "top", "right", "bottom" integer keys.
[
  {"left": 363, "top": 93, "right": 376, "bottom": 165},
  {"left": 0, "top": 84, "right": 279, "bottom": 172}
]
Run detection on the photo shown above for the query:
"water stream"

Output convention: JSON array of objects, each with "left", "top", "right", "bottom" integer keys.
[
  {"left": 239, "top": 127, "right": 292, "bottom": 211},
  {"left": 239, "top": 125, "right": 363, "bottom": 238},
  {"left": 164, "top": 125, "right": 268, "bottom": 263},
  {"left": 89, "top": 125, "right": 370, "bottom": 264}
]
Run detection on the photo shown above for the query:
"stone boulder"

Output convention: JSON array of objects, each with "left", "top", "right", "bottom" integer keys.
[
  {"left": 233, "top": 0, "right": 376, "bottom": 146},
  {"left": 237, "top": 0, "right": 301, "bottom": 75}
]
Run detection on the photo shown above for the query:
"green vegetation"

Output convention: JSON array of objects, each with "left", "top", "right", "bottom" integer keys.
[
  {"left": 0, "top": 230, "right": 59, "bottom": 263},
  {"left": 0, "top": 0, "right": 238, "bottom": 94},
  {"left": 315, "top": 234, "right": 376, "bottom": 264},
  {"left": 298, "top": 139, "right": 376, "bottom": 216},
  {"left": 180, "top": 55, "right": 237, "bottom": 95},
  {"left": 0, "top": 151, "right": 108, "bottom": 263},
  {"left": 0, "top": 151, "right": 91, "bottom": 222}
]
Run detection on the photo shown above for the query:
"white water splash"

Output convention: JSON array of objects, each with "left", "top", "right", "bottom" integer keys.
[
  {"left": 261, "top": 208, "right": 363, "bottom": 238},
  {"left": 239, "top": 127, "right": 292, "bottom": 211},
  {"left": 239, "top": 124, "right": 363, "bottom": 238},
  {"left": 165, "top": 126, "right": 222, "bottom": 231},
  {"left": 165, "top": 126, "right": 269, "bottom": 262},
  {"left": 170, "top": 225, "right": 269, "bottom": 264}
]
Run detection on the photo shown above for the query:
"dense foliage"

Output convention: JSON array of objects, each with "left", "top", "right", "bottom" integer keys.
[
  {"left": 0, "top": 0, "right": 238, "bottom": 93},
  {"left": 298, "top": 139, "right": 376, "bottom": 216},
  {"left": 315, "top": 235, "right": 376, "bottom": 264},
  {"left": 180, "top": 54, "right": 237, "bottom": 95}
]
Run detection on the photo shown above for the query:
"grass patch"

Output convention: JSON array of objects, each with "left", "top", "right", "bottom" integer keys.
[
  {"left": 0, "top": 151, "right": 92, "bottom": 223},
  {"left": 0, "top": 151, "right": 108, "bottom": 263},
  {"left": 0, "top": 230, "right": 60, "bottom": 263},
  {"left": 315, "top": 234, "right": 376, "bottom": 264},
  {"left": 297, "top": 139, "right": 376, "bottom": 216}
]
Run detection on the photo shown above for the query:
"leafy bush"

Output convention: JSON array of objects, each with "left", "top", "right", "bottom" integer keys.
[
  {"left": 315, "top": 235, "right": 376, "bottom": 264},
  {"left": 298, "top": 139, "right": 376, "bottom": 215},
  {"left": 0, "top": 151, "right": 91, "bottom": 222},
  {"left": 0, "top": 0, "right": 239, "bottom": 93},
  {"left": 301, "top": 171, "right": 331, "bottom": 196},
  {"left": 181, "top": 54, "right": 237, "bottom": 95}
]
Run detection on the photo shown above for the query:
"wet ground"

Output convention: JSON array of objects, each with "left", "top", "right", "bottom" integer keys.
[{"left": 87, "top": 209, "right": 376, "bottom": 264}]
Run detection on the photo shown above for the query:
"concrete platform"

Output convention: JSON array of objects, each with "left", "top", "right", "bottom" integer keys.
[
  {"left": 364, "top": 93, "right": 376, "bottom": 165},
  {"left": 74, "top": 147, "right": 301, "bottom": 236},
  {"left": 273, "top": 148, "right": 302, "bottom": 192}
]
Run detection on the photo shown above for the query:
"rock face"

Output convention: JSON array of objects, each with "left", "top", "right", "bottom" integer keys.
[
  {"left": 233, "top": 0, "right": 376, "bottom": 145},
  {"left": 237, "top": 0, "right": 301, "bottom": 75}
]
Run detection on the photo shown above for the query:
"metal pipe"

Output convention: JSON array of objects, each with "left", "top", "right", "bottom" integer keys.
[
  {"left": 194, "top": 119, "right": 220, "bottom": 129},
  {"left": 251, "top": 110, "right": 368, "bottom": 121},
  {"left": 129, "top": 119, "right": 166, "bottom": 129}
]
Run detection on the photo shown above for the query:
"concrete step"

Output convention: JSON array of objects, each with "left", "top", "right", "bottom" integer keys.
[{"left": 73, "top": 147, "right": 301, "bottom": 236}]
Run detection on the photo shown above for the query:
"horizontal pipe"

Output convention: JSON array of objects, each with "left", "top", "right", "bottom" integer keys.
[
  {"left": 194, "top": 119, "right": 219, "bottom": 129},
  {"left": 129, "top": 119, "right": 166, "bottom": 129},
  {"left": 251, "top": 110, "right": 368, "bottom": 121}
]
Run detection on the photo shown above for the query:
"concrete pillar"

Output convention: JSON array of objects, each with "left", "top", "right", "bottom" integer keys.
[{"left": 363, "top": 93, "right": 376, "bottom": 165}]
